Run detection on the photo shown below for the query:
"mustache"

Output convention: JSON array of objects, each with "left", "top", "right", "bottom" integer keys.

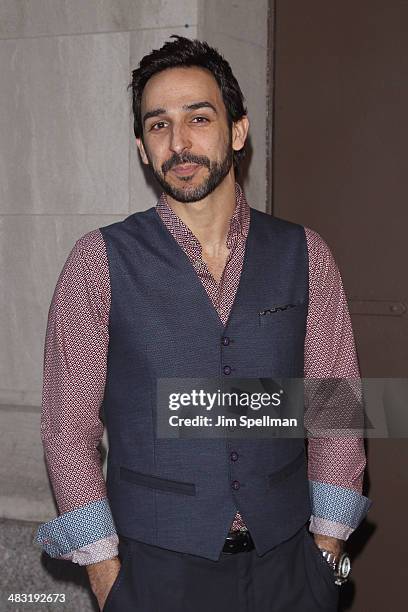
[{"left": 162, "top": 152, "right": 211, "bottom": 174}]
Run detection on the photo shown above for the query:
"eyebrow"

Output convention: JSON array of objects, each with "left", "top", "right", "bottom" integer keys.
[
  {"left": 183, "top": 101, "right": 217, "bottom": 113},
  {"left": 142, "top": 101, "right": 217, "bottom": 125}
]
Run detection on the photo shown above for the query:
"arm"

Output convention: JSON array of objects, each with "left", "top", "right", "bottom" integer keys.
[
  {"left": 304, "top": 228, "right": 372, "bottom": 556},
  {"left": 35, "top": 229, "right": 120, "bottom": 607}
]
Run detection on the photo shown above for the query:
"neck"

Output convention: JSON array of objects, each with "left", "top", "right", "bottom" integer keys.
[{"left": 166, "top": 171, "right": 237, "bottom": 255}]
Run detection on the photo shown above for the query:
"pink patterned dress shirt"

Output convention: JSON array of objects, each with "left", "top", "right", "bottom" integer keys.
[{"left": 36, "top": 184, "right": 371, "bottom": 564}]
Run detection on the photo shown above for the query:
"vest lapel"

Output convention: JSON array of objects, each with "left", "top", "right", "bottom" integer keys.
[{"left": 154, "top": 207, "right": 256, "bottom": 330}]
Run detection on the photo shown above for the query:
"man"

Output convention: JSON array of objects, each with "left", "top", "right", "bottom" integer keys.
[{"left": 37, "top": 36, "right": 371, "bottom": 611}]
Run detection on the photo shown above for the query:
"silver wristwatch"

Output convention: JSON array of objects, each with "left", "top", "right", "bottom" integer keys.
[{"left": 319, "top": 549, "right": 351, "bottom": 585}]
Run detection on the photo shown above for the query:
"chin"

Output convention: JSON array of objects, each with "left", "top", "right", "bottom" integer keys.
[{"left": 168, "top": 179, "right": 207, "bottom": 197}]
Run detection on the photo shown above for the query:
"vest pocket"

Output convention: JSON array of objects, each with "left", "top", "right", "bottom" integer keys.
[
  {"left": 120, "top": 467, "right": 196, "bottom": 496},
  {"left": 267, "top": 449, "right": 306, "bottom": 486},
  {"left": 258, "top": 301, "right": 307, "bottom": 326}
]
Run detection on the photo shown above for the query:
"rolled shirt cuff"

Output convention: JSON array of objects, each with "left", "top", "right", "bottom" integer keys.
[
  {"left": 35, "top": 498, "right": 117, "bottom": 559},
  {"left": 309, "top": 516, "right": 355, "bottom": 540},
  {"left": 309, "top": 480, "right": 372, "bottom": 529},
  {"left": 60, "top": 535, "right": 119, "bottom": 565}
]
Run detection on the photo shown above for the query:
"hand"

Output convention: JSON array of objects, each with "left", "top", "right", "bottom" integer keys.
[
  {"left": 313, "top": 533, "right": 344, "bottom": 560},
  {"left": 86, "top": 556, "right": 121, "bottom": 611}
]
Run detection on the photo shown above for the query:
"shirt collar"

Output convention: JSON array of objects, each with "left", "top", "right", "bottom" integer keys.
[{"left": 155, "top": 182, "right": 250, "bottom": 257}]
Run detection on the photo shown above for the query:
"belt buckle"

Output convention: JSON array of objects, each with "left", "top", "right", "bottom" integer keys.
[{"left": 223, "top": 530, "right": 254, "bottom": 554}]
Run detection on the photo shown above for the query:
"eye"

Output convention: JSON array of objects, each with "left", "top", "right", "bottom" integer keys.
[
  {"left": 191, "top": 116, "right": 209, "bottom": 124},
  {"left": 150, "top": 121, "right": 168, "bottom": 131}
]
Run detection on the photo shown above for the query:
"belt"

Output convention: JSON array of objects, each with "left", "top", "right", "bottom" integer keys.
[{"left": 222, "top": 530, "right": 255, "bottom": 554}]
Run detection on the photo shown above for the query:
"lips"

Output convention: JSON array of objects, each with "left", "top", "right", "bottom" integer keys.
[{"left": 171, "top": 164, "right": 201, "bottom": 177}]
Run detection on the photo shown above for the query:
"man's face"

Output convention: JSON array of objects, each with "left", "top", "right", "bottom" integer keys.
[{"left": 136, "top": 66, "right": 245, "bottom": 203}]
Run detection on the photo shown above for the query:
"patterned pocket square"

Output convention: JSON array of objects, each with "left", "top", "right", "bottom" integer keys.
[{"left": 259, "top": 303, "right": 298, "bottom": 316}]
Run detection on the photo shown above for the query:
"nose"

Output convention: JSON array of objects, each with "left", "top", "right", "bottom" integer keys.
[{"left": 169, "top": 123, "right": 192, "bottom": 155}]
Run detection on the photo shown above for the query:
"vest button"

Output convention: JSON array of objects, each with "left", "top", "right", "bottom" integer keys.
[
  {"left": 232, "top": 480, "right": 240, "bottom": 490},
  {"left": 230, "top": 451, "right": 239, "bottom": 461},
  {"left": 223, "top": 365, "right": 232, "bottom": 375},
  {"left": 221, "top": 336, "right": 230, "bottom": 346}
]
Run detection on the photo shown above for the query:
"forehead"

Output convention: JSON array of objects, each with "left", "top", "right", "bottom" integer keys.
[{"left": 141, "top": 66, "right": 225, "bottom": 112}]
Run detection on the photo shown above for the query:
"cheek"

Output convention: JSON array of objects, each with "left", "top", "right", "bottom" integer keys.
[
  {"left": 194, "top": 131, "right": 229, "bottom": 159},
  {"left": 144, "top": 140, "right": 168, "bottom": 168},
  {"left": 212, "top": 125, "right": 231, "bottom": 149}
]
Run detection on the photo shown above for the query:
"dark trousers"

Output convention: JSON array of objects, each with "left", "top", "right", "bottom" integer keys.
[{"left": 102, "top": 525, "right": 339, "bottom": 612}]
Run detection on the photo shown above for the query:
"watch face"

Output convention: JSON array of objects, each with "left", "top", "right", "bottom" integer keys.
[{"left": 338, "top": 553, "right": 351, "bottom": 578}]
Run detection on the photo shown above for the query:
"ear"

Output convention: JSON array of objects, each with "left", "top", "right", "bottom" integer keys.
[
  {"left": 232, "top": 115, "right": 249, "bottom": 153},
  {"left": 136, "top": 137, "right": 149, "bottom": 165}
]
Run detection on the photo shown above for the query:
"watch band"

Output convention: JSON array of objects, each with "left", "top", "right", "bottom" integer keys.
[
  {"left": 320, "top": 549, "right": 337, "bottom": 570},
  {"left": 318, "top": 548, "right": 351, "bottom": 585}
]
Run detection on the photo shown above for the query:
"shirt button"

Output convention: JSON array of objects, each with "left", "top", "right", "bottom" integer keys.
[
  {"left": 232, "top": 480, "right": 240, "bottom": 490},
  {"left": 223, "top": 365, "right": 232, "bottom": 375},
  {"left": 230, "top": 451, "right": 239, "bottom": 461},
  {"left": 221, "top": 336, "right": 230, "bottom": 346}
]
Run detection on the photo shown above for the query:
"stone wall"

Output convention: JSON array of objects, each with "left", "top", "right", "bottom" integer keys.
[{"left": 0, "top": 1, "right": 270, "bottom": 608}]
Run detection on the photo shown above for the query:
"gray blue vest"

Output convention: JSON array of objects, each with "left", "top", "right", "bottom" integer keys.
[{"left": 99, "top": 206, "right": 311, "bottom": 561}]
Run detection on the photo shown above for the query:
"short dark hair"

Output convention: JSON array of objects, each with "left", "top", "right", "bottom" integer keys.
[{"left": 128, "top": 35, "right": 247, "bottom": 169}]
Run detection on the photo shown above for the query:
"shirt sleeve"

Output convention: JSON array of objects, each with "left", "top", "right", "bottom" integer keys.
[
  {"left": 304, "top": 227, "right": 372, "bottom": 540},
  {"left": 35, "top": 229, "right": 119, "bottom": 564}
]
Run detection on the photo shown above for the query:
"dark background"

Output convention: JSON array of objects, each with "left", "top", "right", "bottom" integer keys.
[{"left": 270, "top": 1, "right": 408, "bottom": 609}]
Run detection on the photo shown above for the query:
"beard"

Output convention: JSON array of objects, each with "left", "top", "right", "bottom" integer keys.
[{"left": 145, "top": 137, "right": 233, "bottom": 203}]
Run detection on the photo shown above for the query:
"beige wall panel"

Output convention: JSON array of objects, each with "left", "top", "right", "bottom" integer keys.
[
  {"left": 198, "top": 31, "right": 268, "bottom": 211},
  {"left": 198, "top": 1, "right": 269, "bottom": 211},
  {"left": 0, "top": 33, "right": 130, "bottom": 215},
  {"left": 129, "top": 26, "right": 198, "bottom": 211},
  {"left": 0, "top": 214, "right": 123, "bottom": 405},
  {"left": 0, "top": 404, "right": 109, "bottom": 521},
  {"left": 0, "top": 0, "right": 197, "bottom": 38},
  {"left": 0, "top": 406, "right": 56, "bottom": 521},
  {"left": 199, "top": 0, "right": 268, "bottom": 46}
]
